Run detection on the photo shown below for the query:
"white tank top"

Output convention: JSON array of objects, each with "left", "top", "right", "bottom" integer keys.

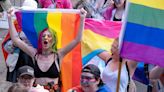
[{"left": 102, "top": 61, "right": 129, "bottom": 92}]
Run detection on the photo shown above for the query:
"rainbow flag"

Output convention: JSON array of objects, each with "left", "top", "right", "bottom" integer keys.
[
  {"left": 15, "top": 9, "right": 122, "bottom": 91},
  {"left": 120, "top": 0, "right": 164, "bottom": 67},
  {"left": 83, "top": 19, "right": 121, "bottom": 65},
  {"left": 15, "top": 9, "right": 82, "bottom": 92}
]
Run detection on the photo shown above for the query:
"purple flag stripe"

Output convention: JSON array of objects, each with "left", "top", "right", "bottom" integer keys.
[{"left": 121, "top": 41, "right": 164, "bottom": 67}]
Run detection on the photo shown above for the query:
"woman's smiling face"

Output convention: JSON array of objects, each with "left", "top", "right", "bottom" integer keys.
[{"left": 111, "top": 38, "right": 120, "bottom": 60}]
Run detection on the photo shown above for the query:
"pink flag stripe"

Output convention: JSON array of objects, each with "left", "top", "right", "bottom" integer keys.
[{"left": 85, "top": 18, "right": 121, "bottom": 38}]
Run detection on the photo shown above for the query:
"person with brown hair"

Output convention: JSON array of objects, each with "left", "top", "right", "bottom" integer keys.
[
  {"left": 100, "top": 0, "right": 126, "bottom": 21},
  {"left": 112, "top": 0, "right": 126, "bottom": 21}
]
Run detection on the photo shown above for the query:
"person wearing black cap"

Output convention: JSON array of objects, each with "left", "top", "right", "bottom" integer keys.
[
  {"left": 68, "top": 64, "right": 111, "bottom": 92},
  {"left": 17, "top": 65, "right": 35, "bottom": 89},
  {"left": 17, "top": 65, "right": 49, "bottom": 92}
]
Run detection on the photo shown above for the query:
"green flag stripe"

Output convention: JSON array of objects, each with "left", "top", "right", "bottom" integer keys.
[
  {"left": 128, "top": 3, "right": 164, "bottom": 30},
  {"left": 34, "top": 11, "right": 48, "bottom": 37}
]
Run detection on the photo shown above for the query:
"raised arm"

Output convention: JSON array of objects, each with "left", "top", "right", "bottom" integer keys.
[
  {"left": 97, "top": 51, "right": 111, "bottom": 63},
  {"left": 8, "top": 14, "right": 37, "bottom": 58},
  {"left": 0, "top": 0, "right": 12, "bottom": 12},
  {"left": 58, "top": 8, "right": 87, "bottom": 60}
]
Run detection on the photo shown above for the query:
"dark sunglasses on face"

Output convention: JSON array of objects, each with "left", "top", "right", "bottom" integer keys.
[
  {"left": 81, "top": 75, "right": 95, "bottom": 80},
  {"left": 19, "top": 75, "right": 33, "bottom": 80},
  {"left": 80, "top": 75, "right": 96, "bottom": 86}
]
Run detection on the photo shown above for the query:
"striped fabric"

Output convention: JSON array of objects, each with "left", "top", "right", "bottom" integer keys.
[
  {"left": 83, "top": 18, "right": 121, "bottom": 65},
  {"left": 15, "top": 9, "right": 122, "bottom": 91},
  {"left": 120, "top": 0, "right": 164, "bottom": 67},
  {"left": 15, "top": 9, "right": 81, "bottom": 92}
]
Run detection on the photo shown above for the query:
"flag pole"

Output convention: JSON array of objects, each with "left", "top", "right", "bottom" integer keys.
[
  {"left": 116, "top": 58, "right": 123, "bottom": 92},
  {"left": 116, "top": 1, "right": 130, "bottom": 92}
]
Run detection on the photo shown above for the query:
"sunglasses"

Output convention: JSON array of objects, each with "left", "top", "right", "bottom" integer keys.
[{"left": 81, "top": 75, "right": 96, "bottom": 83}]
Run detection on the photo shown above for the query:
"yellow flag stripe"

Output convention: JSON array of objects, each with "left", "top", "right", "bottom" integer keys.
[
  {"left": 130, "top": 0, "right": 164, "bottom": 10},
  {"left": 47, "top": 12, "right": 62, "bottom": 48},
  {"left": 82, "top": 29, "right": 114, "bottom": 57}
]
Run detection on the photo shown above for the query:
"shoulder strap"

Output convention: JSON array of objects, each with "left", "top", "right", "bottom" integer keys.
[
  {"left": 54, "top": 53, "right": 60, "bottom": 72},
  {"left": 105, "top": 57, "right": 112, "bottom": 66},
  {"left": 55, "top": 53, "right": 62, "bottom": 87},
  {"left": 32, "top": 53, "right": 38, "bottom": 65},
  {"left": 144, "top": 64, "right": 149, "bottom": 79},
  {"left": 144, "top": 64, "right": 153, "bottom": 91},
  {"left": 125, "top": 61, "right": 130, "bottom": 92}
]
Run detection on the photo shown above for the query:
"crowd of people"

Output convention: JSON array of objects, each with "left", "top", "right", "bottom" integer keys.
[{"left": 0, "top": 0, "right": 164, "bottom": 92}]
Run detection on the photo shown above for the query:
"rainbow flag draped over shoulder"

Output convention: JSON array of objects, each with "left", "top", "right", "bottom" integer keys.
[
  {"left": 83, "top": 19, "right": 121, "bottom": 65},
  {"left": 2, "top": 20, "right": 22, "bottom": 61},
  {"left": 15, "top": 9, "right": 82, "bottom": 92},
  {"left": 120, "top": 0, "right": 164, "bottom": 67}
]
